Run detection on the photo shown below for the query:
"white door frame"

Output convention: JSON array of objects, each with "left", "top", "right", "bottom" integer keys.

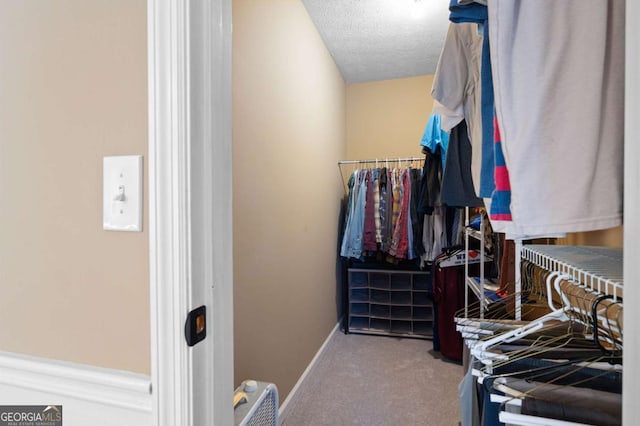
[
  {"left": 147, "top": 1, "right": 233, "bottom": 425},
  {"left": 624, "top": 1, "right": 640, "bottom": 424}
]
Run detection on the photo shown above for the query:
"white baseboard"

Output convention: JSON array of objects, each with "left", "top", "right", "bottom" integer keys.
[
  {"left": 0, "top": 351, "right": 152, "bottom": 426},
  {"left": 278, "top": 319, "right": 341, "bottom": 419}
]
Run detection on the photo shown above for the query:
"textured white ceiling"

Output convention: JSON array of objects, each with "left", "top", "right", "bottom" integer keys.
[{"left": 301, "top": 0, "right": 450, "bottom": 83}]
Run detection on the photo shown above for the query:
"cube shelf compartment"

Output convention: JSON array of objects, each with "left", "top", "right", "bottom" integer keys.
[
  {"left": 346, "top": 268, "right": 434, "bottom": 338},
  {"left": 391, "top": 291, "right": 411, "bottom": 305}
]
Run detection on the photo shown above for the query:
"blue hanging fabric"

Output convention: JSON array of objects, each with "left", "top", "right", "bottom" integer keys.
[{"left": 420, "top": 113, "right": 449, "bottom": 171}]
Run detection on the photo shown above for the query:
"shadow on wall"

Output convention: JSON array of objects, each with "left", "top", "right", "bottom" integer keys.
[{"left": 335, "top": 196, "right": 347, "bottom": 327}]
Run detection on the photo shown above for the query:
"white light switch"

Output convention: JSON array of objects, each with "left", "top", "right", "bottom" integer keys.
[{"left": 103, "top": 155, "right": 143, "bottom": 232}]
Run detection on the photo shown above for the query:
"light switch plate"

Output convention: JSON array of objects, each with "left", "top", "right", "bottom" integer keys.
[{"left": 103, "top": 155, "right": 143, "bottom": 232}]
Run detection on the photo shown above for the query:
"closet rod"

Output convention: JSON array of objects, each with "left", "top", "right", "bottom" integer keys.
[{"left": 337, "top": 156, "right": 423, "bottom": 165}]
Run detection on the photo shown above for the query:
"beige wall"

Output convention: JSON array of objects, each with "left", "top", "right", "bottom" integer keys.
[
  {"left": 233, "top": 0, "right": 346, "bottom": 401},
  {"left": 346, "top": 75, "right": 434, "bottom": 160},
  {"left": 0, "top": 0, "right": 149, "bottom": 374},
  {"left": 559, "top": 226, "right": 623, "bottom": 248}
]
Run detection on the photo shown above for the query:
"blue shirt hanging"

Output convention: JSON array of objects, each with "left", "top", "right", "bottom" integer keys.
[{"left": 420, "top": 114, "right": 449, "bottom": 171}]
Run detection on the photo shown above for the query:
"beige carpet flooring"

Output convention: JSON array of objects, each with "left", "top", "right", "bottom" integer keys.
[{"left": 280, "top": 330, "right": 463, "bottom": 426}]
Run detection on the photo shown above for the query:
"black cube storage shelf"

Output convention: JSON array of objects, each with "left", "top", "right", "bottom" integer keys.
[{"left": 346, "top": 268, "right": 433, "bottom": 339}]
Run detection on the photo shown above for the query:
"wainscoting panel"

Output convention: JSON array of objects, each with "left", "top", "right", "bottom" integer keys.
[{"left": 0, "top": 352, "right": 152, "bottom": 426}]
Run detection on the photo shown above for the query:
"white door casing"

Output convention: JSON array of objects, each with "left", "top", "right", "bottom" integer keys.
[
  {"left": 148, "top": 0, "right": 233, "bottom": 425},
  {"left": 624, "top": 1, "right": 640, "bottom": 424}
]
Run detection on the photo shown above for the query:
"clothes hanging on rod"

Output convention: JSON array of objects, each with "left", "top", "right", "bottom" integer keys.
[
  {"left": 440, "top": 119, "right": 483, "bottom": 208},
  {"left": 338, "top": 157, "right": 464, "bottom": 265},
  {"left": 430, "top": 0, "right": 624, "bottom": 238},
  {"left": 488, "top": 1, "right": 624, "bottom": 235},
  {"left": 431, "top": 2, "right": 626, "bottom": 423},
  {"left": 432, "top": 20, "right": 483, "bottom": 198}
]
